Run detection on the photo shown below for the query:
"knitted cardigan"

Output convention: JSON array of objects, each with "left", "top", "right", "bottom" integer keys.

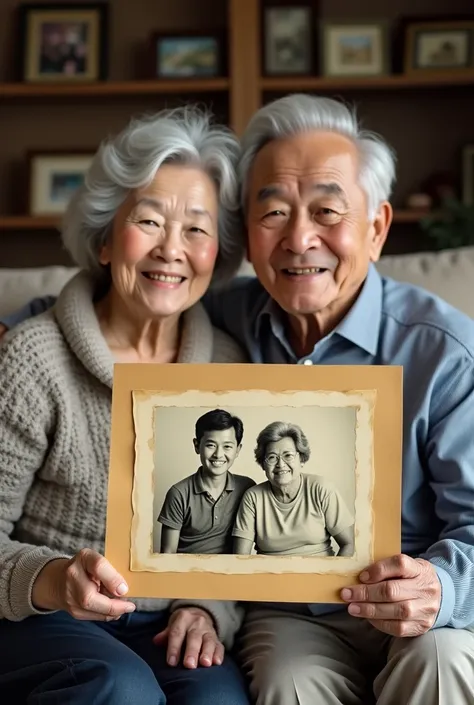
[{"left": 0, "top": 271, "right": 246, "bottom": 648}]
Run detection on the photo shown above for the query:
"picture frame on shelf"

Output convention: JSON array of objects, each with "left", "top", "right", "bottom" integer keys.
[
  {"left": 151, "top": 31, "right": 224, "bottom": 79},
  {"left": 404, "top": 21, "right": 474, "bottom": 75},
  {"left": 462, "top": 145, "right": 474, "bottom": 206},
  {"left": 262, "top": 5, "right": 314, "bottom": 76},
  {"left": 28, "top": 150, "right": 95, "bottom": 216},
  {"left": 320, "top": 20, "right": 390, "bottom": 78},
  {"left": 18, "top": 3, "right": 108, "bottom": 83},
  {"left": 104, "top": 363, "right": 402, "bottom": 604}
]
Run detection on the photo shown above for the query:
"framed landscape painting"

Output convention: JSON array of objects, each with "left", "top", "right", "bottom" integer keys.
[{"left": 105, "top": 363, "right": 402, "bottom": 604}]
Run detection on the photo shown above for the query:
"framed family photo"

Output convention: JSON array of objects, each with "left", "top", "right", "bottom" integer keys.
[
  {"left": 262, "top": 5, "right": 314, "bottom": 76},
  {"left": 18, "top": 2, "right": 108, "bottom": 82},
  {"left": 404, "top": 21, "right": 474, "bottom": 75},
  {"left": 321, "top": 20, "right": 390, "bottom": 77},
  {"left": 105, "top": 364, "right": 402, "bottom": 604},
  {"left": 28, "top": 150, "right": 94, "bottom": 215},
  {"left": 152, "top": 31, "right": 224, "bottom": 78}
]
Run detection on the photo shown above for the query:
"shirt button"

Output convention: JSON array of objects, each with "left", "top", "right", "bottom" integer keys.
[{"left": 303, "top": 359, "right": 313, "bottom": 365}]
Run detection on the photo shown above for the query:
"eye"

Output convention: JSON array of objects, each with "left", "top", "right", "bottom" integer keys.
[
  {"left": 189, "top": 226, "right": 206, "bottom": 234},
  {"left": 264, "top": 210, "right": 285, "bottom": 218},
  {"left": 139, "top": 219, "right": 160, "bottom": 227}
]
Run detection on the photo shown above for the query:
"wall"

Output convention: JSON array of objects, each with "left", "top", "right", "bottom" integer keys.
[{"left": 1, "top": 0, "right": 474, "bottom": 266}]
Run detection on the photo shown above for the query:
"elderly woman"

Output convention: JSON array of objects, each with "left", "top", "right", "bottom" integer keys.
[
  {"left": 233, "top": 421, "right": 354, "bottom": 556},
  {"left": 0, "top": 107, "right": 250, "bottom": 705}
]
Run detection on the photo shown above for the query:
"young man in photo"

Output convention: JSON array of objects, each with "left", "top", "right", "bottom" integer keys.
[{"left": 158, "top": 409, "right": 255, "bottom": 554}]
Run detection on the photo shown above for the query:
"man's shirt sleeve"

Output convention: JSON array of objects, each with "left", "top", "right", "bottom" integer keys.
[
  {"left": 158, "top": 485, "right": 185, "bottom": 529},
  {"left": 420, "top": 352, "right": 474, "bottom": 629},
  {"left": 0, "top": 296, "right": 57, "bottom": 328}
]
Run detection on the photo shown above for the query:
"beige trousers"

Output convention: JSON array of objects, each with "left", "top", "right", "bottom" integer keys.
[{"left": 238, "top": 607, "right": 474, "bottom": 705}]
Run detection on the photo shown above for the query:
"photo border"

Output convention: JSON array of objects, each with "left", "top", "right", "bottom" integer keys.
[
  {"left": 261, "top": 3, "right": 314, "bottom": 77},
  {"left": 18, "top": 2, "right": 108, "bottom": 83},
  {"left": 320, "top": 19, "right": 391, "bottom": 78},
  {"left": 150, "top": 30, "right": 225, "bottom": 79},
  {"left": 404, "top": 21, "right": 474, "bottom": 75},
  {"left": 27, "top": 149, "right": 95, "bottom": 215},
  {"left": 105, "top": 363, "right": 402, "bottom": 604}
]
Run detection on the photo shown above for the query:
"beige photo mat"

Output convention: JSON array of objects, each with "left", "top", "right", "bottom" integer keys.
[{"left": 105, "top": 363, "right": 402, "bottom": 603}]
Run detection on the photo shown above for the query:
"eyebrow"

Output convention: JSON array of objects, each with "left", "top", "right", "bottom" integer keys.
[
  {"left": 256, "top": 182, "right": 349, "bottom": 208},
  {"left": 135, "top": 197, "right": 213, "bottom": 222}
]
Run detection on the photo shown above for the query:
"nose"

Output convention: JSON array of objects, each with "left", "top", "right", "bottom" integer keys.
[
  {"left": 151, "top": 223, "right": 184, "bottom": 262},
  {"left": 281, "top": 213, "right": 321, "bottom": 255}
]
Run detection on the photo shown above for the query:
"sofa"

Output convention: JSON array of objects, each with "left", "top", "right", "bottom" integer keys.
[{"left": 1, "top": 245, "right": 474, "bottom": 320}]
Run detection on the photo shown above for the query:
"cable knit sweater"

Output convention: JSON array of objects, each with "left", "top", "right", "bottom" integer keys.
[{"left": 0, "top": 271, "right": 246, "bottom": 648}]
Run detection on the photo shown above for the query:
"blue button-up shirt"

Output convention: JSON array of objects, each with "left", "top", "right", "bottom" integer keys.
[{"left": 205, "top": 264, "right": 474, "bottom": 629}]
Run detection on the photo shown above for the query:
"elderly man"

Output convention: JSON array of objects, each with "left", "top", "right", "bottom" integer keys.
[{"left": 2, "top": 94, "right": 474, "bottom": 705}]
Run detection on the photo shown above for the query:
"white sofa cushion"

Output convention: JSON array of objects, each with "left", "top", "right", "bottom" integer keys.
[{"left": 0, "top": 246, "right": 473, "bottom": 319}]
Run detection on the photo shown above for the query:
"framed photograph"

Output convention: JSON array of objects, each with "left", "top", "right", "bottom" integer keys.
[
  {"left": 462, "top": 145, "right": 474, "bottom": 207},
  {"left": 28, "top": 150, "right": 94, "bottom": 216},
  {"left": 404, "top": 21, "right": 474, "bottom": 75},
  {"left": 18, "top": 3, "right": 108, "bottom": 83},
  {"left": 152, "top": 32, "right": 223, "bottom": 78},
  {"left": 263, "top": 5, "right": 313, "bottom": 76},
  {"left": 321, "top": 20, "right": 390, "bottom": 77},
  {"left": 105, "top": 363, "right": 402, "bottom": 604}
]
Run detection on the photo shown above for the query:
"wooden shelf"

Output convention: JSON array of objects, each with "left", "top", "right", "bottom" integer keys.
[
  {"left": 261, "top": 70, "right": 474, "bottom": 92},
  {"left": 0, "top": 210, "right": 428, "bottom": 231},
  {"left": 0, "top": 216, "right": 60, "bottom": 230},
  {"left": 392, "top": 209, "right": 430, "bottom": 223},
  {"left": 0, "top": 78, "right": 230, "bottom": 100}
]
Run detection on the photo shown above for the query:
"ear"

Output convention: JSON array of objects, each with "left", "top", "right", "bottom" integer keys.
[
  {"left": 193, "top": 438, "right": 199, "bottom": 454},
  {"left": 368, "top": 201, "right": 392, "bottom": 263},
  {"left": 98, "top": 243, "right": 111, "bottom": 266},
  {"left": 235, "top": 443, "right": 242, "bottom": 457}
]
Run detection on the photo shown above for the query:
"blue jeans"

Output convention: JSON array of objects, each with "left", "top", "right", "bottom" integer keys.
[{"left": 0, "top": 610, "right": 250, "bottom": 704}]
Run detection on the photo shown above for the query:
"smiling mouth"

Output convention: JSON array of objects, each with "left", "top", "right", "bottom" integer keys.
[
  {"left": 142, "top": 272, "right": 186, "bottom": 284},
  {"left": 210, "top": 460, "right": 226, "bottom": 467},
  {"left": 283, "top": 267, "right": 327, "bottom": 276}
]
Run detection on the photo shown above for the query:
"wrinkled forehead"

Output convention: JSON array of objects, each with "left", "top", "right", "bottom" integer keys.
[{"left": 248, "top": 131, "right": 360, "bottom": 197}]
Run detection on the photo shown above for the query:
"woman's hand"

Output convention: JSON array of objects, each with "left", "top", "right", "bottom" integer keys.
[
  {"left": 32, "top": 549, "right": 136, "bottom": 621},
  {"left": 153, "top": 606, "right": 224, "bottom": 669}
]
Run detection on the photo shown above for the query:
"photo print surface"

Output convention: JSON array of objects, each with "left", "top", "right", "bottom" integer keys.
[{"left": 131, "top": 388, "right": 375, "bottom": 577}]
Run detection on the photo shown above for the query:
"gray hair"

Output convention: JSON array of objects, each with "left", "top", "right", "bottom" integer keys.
[
  {"left": 239, "top": 93, "right": 396, "bottom": 220},
  {"left": 254, "top": 421, "right": 310, "bottom": 467},
  {"left": 61, "top": 105, "right": 244, "bottom": 286}
]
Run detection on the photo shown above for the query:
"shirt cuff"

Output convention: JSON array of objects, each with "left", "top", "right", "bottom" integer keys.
[
  {"left": 431, "top": 563, "right": 455, "bottom": 628},
  {"left": 9, "top": 549, "right": 71, "bottom": 620}
]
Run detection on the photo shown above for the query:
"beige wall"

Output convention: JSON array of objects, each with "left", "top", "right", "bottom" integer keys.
[{"left": 152, "top": 404, "right": 356, "bottom": 548}]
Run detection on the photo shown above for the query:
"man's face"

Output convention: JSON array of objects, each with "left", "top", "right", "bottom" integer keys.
[
  {"left": 246, "top": 130, "right": 389, "bottom": 322},
  {"left": 194, "top": 428, "right": 241, "bottom": 478}
]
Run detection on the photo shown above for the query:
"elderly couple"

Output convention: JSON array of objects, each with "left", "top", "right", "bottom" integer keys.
[
  {"left": 0, "top": 93, "right": 473, "bottom": 705},
  {"left": 158, "top": 409, "right": 354, "bottom": 559}
]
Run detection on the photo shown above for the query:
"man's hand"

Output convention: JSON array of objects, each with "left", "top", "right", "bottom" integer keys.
[
  {"left": 340, "top": 554, "right": 441, "bottom": 637},
  {"left": 153, "top": 606, "right": 224, "bottom": 669}
]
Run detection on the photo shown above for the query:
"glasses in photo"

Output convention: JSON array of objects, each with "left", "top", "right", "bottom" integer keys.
[{"left": 264, "top": 451, "right": 297, "bottom": 467}]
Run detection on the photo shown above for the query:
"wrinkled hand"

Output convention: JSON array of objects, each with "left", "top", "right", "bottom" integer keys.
[
  {"left": 341, "top": 554, "right": 441, "bottom": 637},
  {"left": 32, "top": 549, "right": 136, "bottom": 621},
  {"left": 153, "top": 606, "right": 224, "bottom": 669}
]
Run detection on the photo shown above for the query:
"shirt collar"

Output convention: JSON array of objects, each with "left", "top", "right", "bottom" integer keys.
[
  {"left": 335, "top": 264, "right": 382, "bottom": 355},
  {"left": 254, "top": 263, "right": 383, "bottom": 357},
  {"left": 193, "top": 468, "right": 235, "bottom": 494}
]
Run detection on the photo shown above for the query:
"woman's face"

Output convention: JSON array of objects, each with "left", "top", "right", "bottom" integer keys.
[
  {"left": 263, "top": 436, "right": 302, "bottom": 489},
  {"left": 99, "top": 164, "right": 219, "bottom": 320}
]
